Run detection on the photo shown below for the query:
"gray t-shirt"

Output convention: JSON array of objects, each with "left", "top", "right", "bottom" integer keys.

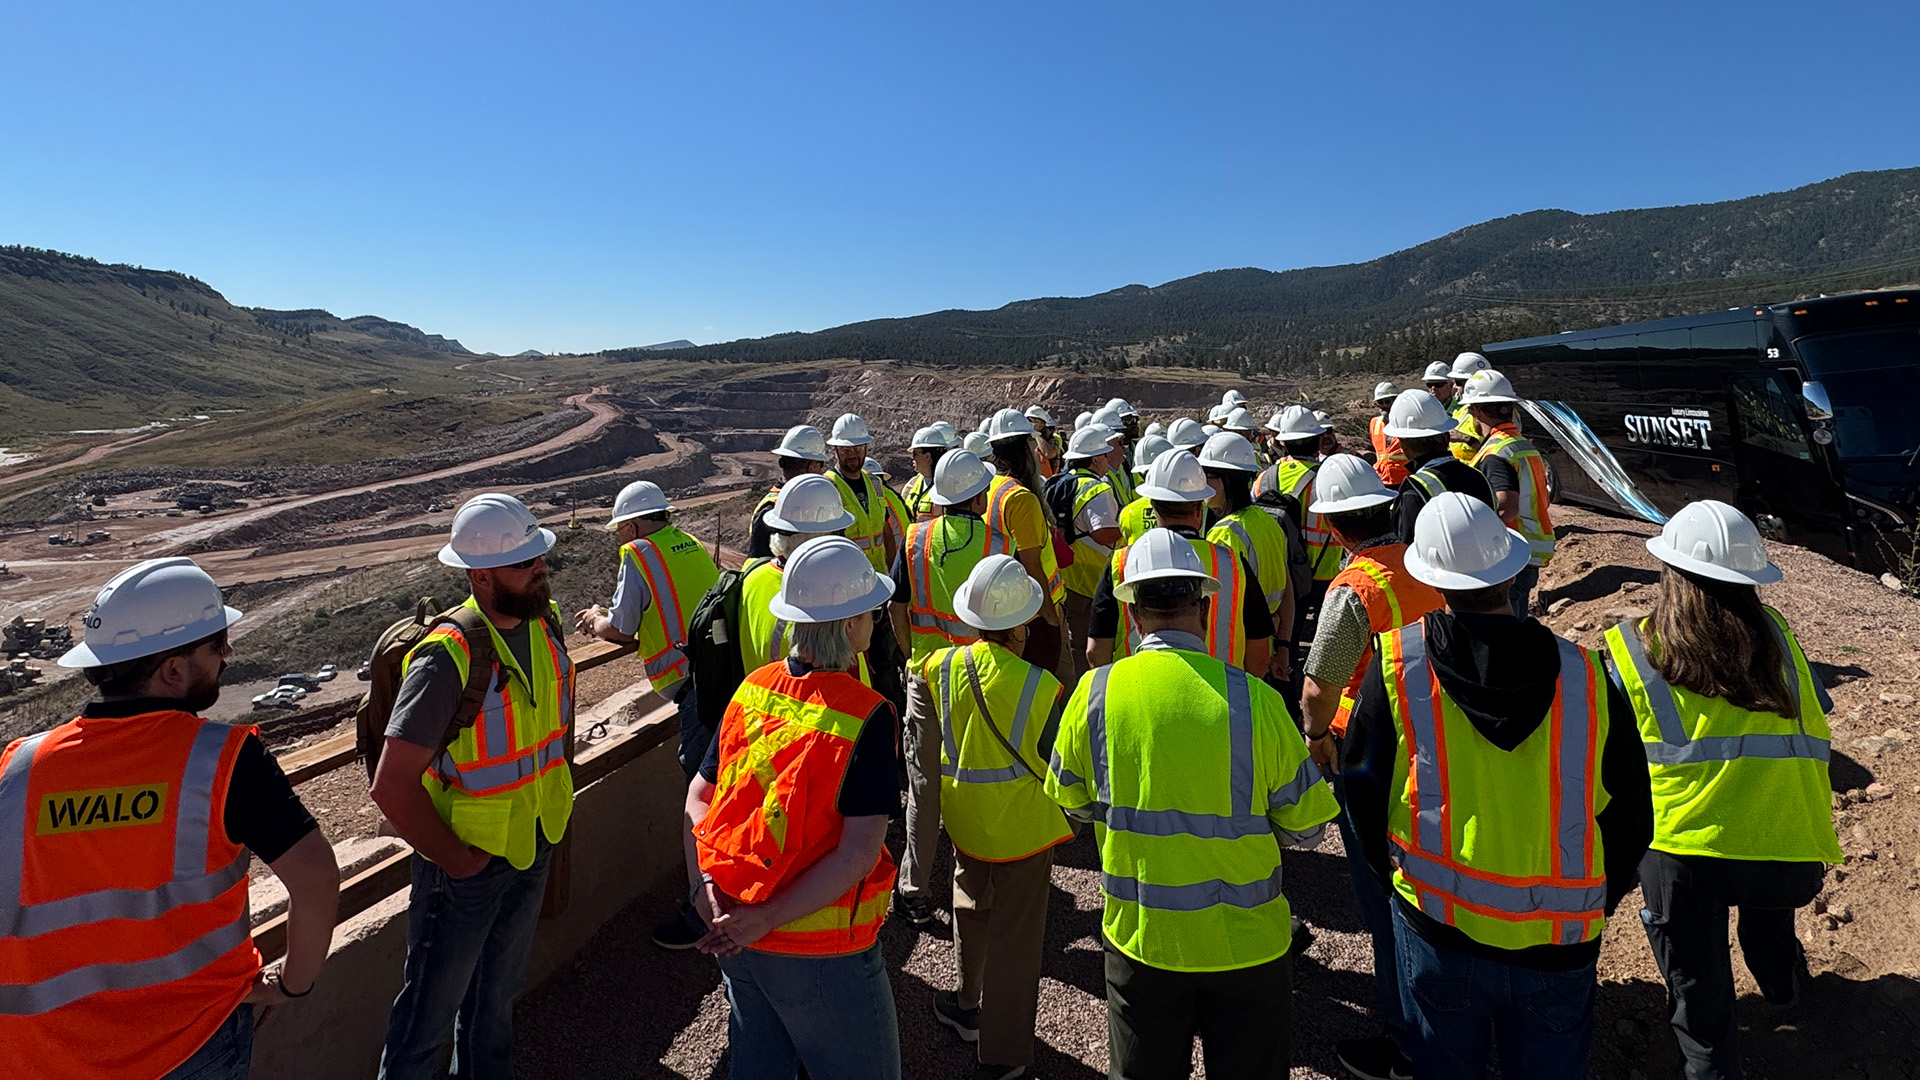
[
  {"left": 387, "top": 620, "right": 536, "bottom": 749},
  {"left": 607, "top": 554, "right": 654, "bottom": 637},
  {"left": 1303, "top": 585, "right": 1371, "bottom": 686}
]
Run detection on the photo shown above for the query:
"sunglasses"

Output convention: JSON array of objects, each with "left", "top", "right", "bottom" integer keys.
[{"left": 502, "top": 554, "right": 544, "bottom": 570}]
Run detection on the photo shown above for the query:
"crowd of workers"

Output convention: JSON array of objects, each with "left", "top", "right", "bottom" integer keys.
[{"left": 0, "top": 353, "right": 1844, "bottom": 1080}]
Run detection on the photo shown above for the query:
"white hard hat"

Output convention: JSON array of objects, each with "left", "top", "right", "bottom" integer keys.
[
  {"left": 962, "top": 431, "right": 995, "bottom": 460},
  {"left": 1106, "top": 397, "right": 1138, "bottom": 418},
  {"left": 1309, "top": 454, "right": 1396, "bottom": 514},
  {"left": 910, "top": 425, "right": 956, "bottom": 451},
  {"left": 1114, "top": 528, "right": 1220, "bottom": 604},
  {"left": 952, "top": 554, "right": 1044, "bottom": 632},
  {"left": 1132, "top": 434, "right": 1174, "bottom": 475},
  {"left": 931, "top": 448, "right": 994, "bottom": 505},
  {"left": 439, "top": 493, "right": 557, "bottom": 570},
  {"left": 774, "top": 424, "right": 831, "bottom": 463},
  {"left": 1382, "top": 389, "right": 1460, "bottom": 439},
  {"left": 1197, "top": 432, "right": 1261, "bottom": 473},
  {"left": 1313, "top": 410, "right": 1332, "bottom": 425},
  {"left": 1459, "top": 369, "right": 1520, "bottom": 405},
  {"left": 1135, "top": 448, "right": 1212, "bottom": 503},
  {"left": 58, "top": 557, "right": 244, "bottom": 668},
  {"left": 1207, "top": 403, "right": 1231, "bottom": 423},
  {"left": 977, "top": 417, "right": 991, "bottom": 433},
  {"left": 1201, "top": 424, "right": 1223, "bottom": 437},
  {"left": 827, "top": 412, "right": 873, "bottom": 447},
  {"left": 1024, "top": 404, "right": 1055, "bottom": 426},
  {"left": 1645, "top": 500, "right": 1782, "bottom": 585},
  {"left": 1266, "top": 404, "right": 1329, "bottom": 439},
  {"left": 1223, "top": 407, "right": 1257, "bottom": 433},
  {"left": 1374, "top": 381, "right": 1399, "bottom": 402},
  {"left": 1404, "top": 492, "right": 1531, "bottom": 590},
  {"left": 929, "top": 420, "right": 961, "bottom": 446},
  {"left": 1164, "top": 417, "right": 1207, "bottom": 450},
  {"left": 1065, "top": 426, "right": 1115, "bottom": 461},
  {"left": 1144, "top": 421, "right": 1166, "bottom": 439},
  {"left": 1422, "top": 361, "right": 1453, "bottom": 383},
  {"left": 763, "top": 473, "right": 855, "bottom": 534},
  {"left": 1073, "top": 410, "right": 1094, "bottom": 431},
  {"left": 986, "top": 407, "right": 1035, "bottom": 441},
  {"left": 1089, "top": 405, "right": 1126, "bottom": 433},
  {"left": 863, "top": 456, "right": 890, "bottom": 481},
  {"left": 768, "top": 536, "right": 894, "bottom": 624},
  {"left": 1449, "top": 351, "right": 1491, "bottom": 382},
  {"left": 608, "top": 480, "right": 673, "bottom": 529},
  {"left": 1222, "top": 389, "right": 1247, "bottom": 408}
]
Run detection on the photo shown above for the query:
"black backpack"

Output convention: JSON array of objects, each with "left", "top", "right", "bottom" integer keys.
[
  {"left": 683, "top": 557, "right": 770, "bottom": 735},
  {"left": 1043, "top": 471, "right": 1090, "bottom": 546},
  {"left": 1253, "top": 463, "right": 1316, "bottom": 605}
]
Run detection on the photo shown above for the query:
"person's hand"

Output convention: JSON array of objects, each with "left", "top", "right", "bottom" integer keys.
[
  {"left": 441, "top": 845, "right": 492, "bottom": 880},
  {"left": 1269, "top": 647, "right": 1292, "bottom": 681},
  {"left": 245, "top": 969, "right": 310, "bottom": 1028},
  {"left": 572, "top": 606, "right": 603, "bottom": 635},
  {"left": 1040, "top": 603, "right": 1062, "bottom": 627},
  {"left": 699, "top": 904, "right": 777, "bottom": 955},
  {"left": 691, "top": 879, "right": 729, "bottom": 925},
  {"left": 1307, "top": 731, "right": 1339, "bottom": 773}
]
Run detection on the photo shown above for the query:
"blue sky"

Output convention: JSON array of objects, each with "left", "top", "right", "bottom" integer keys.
[{"left": 5, "top": 1, "right": 1918, "bottom": 355}]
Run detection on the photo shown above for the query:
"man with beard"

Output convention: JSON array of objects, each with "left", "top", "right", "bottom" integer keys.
[
  {"left": 374, "top": 494, "right": 575, "bottom": 1080},
  {"left": 2, "top": 557, "right": 339, "bottom": 1080}
]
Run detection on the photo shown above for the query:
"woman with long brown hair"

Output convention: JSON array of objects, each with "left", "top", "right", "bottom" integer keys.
[
  {"left": 1602, "top": 500, "right": 1843, "bottom": 1080},
  {"left": 980, "top": 409, "right": 1067, "bottom": 681}
]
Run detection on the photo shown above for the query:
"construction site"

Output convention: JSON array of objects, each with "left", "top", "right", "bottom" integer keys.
[{"left": 1, "top": 350, "right": 1915, "bottom": 1080}]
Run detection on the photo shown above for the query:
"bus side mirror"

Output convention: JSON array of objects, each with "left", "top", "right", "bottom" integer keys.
[{"left": 1801, "top": 381, "right": 1835, "bottom": 421}]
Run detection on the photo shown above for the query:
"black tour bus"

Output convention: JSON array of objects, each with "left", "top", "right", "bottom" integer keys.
[{"left": 1482, "top": 289, "right": 1920, "bottom": 575}]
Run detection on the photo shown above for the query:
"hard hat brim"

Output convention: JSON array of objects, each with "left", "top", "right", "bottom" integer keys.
[
  {"left": 824, "top": 437, "right": 873, "bottom": 447},
  {"left": 773, "top": 447, "right": 832, "bottom": 463},
  {"left": 1135, "top": 481, "right": 1208, "bottom": 503},
  {"left": 1461, "top": 391, "right": 1521, "bottom": 405},
  {"left": 766, "top": 572, "right": 895, "bottom": 625},
  {"left": 1403, "top": 527, "right": 1533, "bottom": 590},
  {"left": 58, "top": 604, "right": 244, "bottom": 668},
  {"left": 1644, "top": 535, "right": 1782, "bottom": 585},
  {"left": 1113, "top": 568, "right": 1221, "bottom": 604},
  {"left": 607, "top": 505, "right": 674, "bottom": 530},
  {"left": 438, "top": 526, "right": 558, "bottom": 570},
  {"left": 1196, "top": 449, "right": 1259, "bottom": 472},
  {"left": 1383, "top": 415, "right": 1459, "bottom": 439},
  {"left": 1310, "top": 489, "right": 1397, "bottom": 515},
  {"left": 952, "top": 576, "right": 1043, "bottom": 632},
  {"left": 763, "top": 505, "right": 857, "bottom": 533}
]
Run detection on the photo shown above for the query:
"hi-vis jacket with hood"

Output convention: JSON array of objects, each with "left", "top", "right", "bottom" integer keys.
[{"left": 1341, "top": 609, "right": 1654, "bottom": 969}]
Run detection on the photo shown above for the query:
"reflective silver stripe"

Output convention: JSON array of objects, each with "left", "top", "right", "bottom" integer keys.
[
  {"left": 1392, "top": 847, "right": 1605, "bottom": 917},
  {"left": 1559, "top": 920, "right": 1587, "bottom": 945},
  {"left": 1050, "top": 758, "right": 1087, "bottom": 792},
  {"left": 1225, "top": 665, "right": 1253, "bottom": 813},
  {"left": 1102, "top": 865, "right": 1284, "bottom": 912},
  {"left": 10, "top": 859, "right": 246, "bottom": 941},
  {"left": 1266, "top": 755, "right": 1321, "bottom": 813},
  {"left": 1106, "top": 805, "right": 1269, "bottom": 840},
  {"left": 1553, "top": 639, "right": 1596, "bottom": 879},
  {"left": 175, "top": 721, "right": 229, "bottom": 876},
  {"left": 1397, "top": 627, "right": 1446, "bottom": 854},
  {"left": 643, "top": 647, "right": 688, "bottom": 678},
  {"left": 632, "top": 539, "right": 686, "bottom": 643},
  {"left": 1614, "top": 626, "right": 1688, "bottom": 746},
  {"left": 939, "top": 649, "right": 961, "bottom": 766},
  {"left": 943, "top": 763, "right": 1023, "bottom": 784},
  {"left": 911, "top": 610, "right": 975, "bottom": 639},
  {"left": 437, "top": 734, "right": 567, "bottom": 793},
  {"left": 768, "top": 619, "right": 789, "bottom": 665},
  {"left": 1087, "top": 667, "right": 1112, "bottom": 805},
  {"left": 1009, "top": 664, "right": 1043, "bottom": 753},
  {"left": 0, "top": 912, "right": 249, "bottom": 1016},
  {"left": 1615, "top": 624, "right": 1830, "bottom": 764},
  {"left": 0, "top": 733, "right": 50, "bottom": 922},
  {"left": 480, "top": 676, "right": 511, "bottom": 761},
  {"left": 1222, "top": 519, "right": 1259, "bottom": 582}
]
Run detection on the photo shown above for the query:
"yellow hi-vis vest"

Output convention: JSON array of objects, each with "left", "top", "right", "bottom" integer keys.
[
  {"left": 925, "top": 641, "right": 1071, "bottom": 862},
  {"left": 618, "top": 524, "right": 720, "bottom": 694},
  {"left": 1108, "top": 537, "right": 1249, "bottom": 671},
  {"left": 1118, "top": 495, "right": 1158, "bottom": 546},
  {"left": 1208, "top": 506, "right": 1289, "bottom": 616},
  {"left": 1381, "top": 621, "right": 1610, "bottom": 950},
  {"left": 985, "top": 473, "right": 1064, "bottom": 604},
  {"left": 901, "top": 473, "right": 938, "bottom": 523},
  {"left": 1045, "top": 641, "right": 1339, "bottom": 972},
  {"left": 904, "top": 513, "right": 1010, "bottom": 665},
  {"left": 1602, "top": 611, "right": 1842, "bottom": 864},
  {"left": 1107, "top": 462, "right": 1138, "bottom": 508},
  {"left": 1063, "top": 468, "right": 1116, "bottom": 598},
  {"left": 406, "top": 597, "right": 574, "bottom": 870},
  {"left": 830, "top": 469, "right": 892, "bottom": 572},
  {"left": 1472, "top": 426, "right": 1555, "bottom": 567},
  {"left": 738, "top": 561, "right": 874, "bottom": 687},
  {"left": 1260, "top": 459, "right": 1342, "bottom": 581}
]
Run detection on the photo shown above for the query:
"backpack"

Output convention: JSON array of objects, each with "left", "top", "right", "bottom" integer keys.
[
  {"left": 1043, "top": 471, "right": 1090, "bottom": 547},
  {"left": 354, "top": 598, "right": 559, "bottom": 784},
  {"left": 1252, "top": 467, "right": 1315, "bottom": 607},
  {"left": 683, "top": 558, "right": 770, "bottom": 736}
]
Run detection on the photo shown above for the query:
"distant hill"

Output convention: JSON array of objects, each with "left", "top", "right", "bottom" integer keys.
[
  {"left": 0, "top": 247, "right": 471, "bottom": 436},
  {"left": 613, "top": 167, "right": 1920, "bottom": 375}
]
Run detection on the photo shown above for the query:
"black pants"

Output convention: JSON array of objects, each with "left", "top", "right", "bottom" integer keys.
[
  {"left": 1105, "top": 943, "right": 1293, "bottom": 1080},
  {"left": 1639, "top": 850, "right": 1825, "bottom": 1080}
]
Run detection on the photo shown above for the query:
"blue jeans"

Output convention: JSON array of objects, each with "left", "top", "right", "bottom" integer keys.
[
  {"left": 162, "top": 1004, "right": 254, "bottom": 1080},
  {"left": 1330, "top": 767, "right": 1409, "bottom": 1053},
  {"left": 717, "top": 944, "right": 900, "bottom": 1080},
  {"left": 1509, "top": 564, "right": 1540, "bottom": 619},
  {"left": 674, "top": 680, "right": 710, "bottom": 782},
  {"left": 1392, "top": 902, "right": 1597, "bottom": 1080},
  {"left": 380, "top": 838, "right": 553, "bottom": 1080}
]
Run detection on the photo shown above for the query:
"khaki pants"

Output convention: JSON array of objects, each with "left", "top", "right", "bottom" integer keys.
[
  {"left": 954, "top": 847, "right": 1056, "bottom": 1068},
  {"left": 897, "top": 672, "right": 943, "bottom": 900},
  {"left": 1064, "top": 590, "right": 1094, "bottom": 685}
]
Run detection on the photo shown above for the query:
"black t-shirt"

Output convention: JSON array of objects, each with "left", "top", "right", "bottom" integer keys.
[
  {"left": 747, "top": 501, "right": 777, "bottom": 560},
  {"left": 1088, "top": 526, "right": 1271, "bottom": 644},
  {"left": 1396, "top": 456, "right": 1497, "bottom": 545},
  {"left": 78, "top": 698, "right": 318, "bottom": 864},
  {"left": 1479, "top": 454, "right": 1518, "bottom": 497},
  {"left": 840, "top": 470, "right": 871, "bottom": 512},
  {"left": 699, "top": 658, "right": 900, "bottom": 818}
]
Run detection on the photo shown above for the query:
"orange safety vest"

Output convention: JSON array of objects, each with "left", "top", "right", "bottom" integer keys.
[
  {"left": 1328, "top": 543, "right": 1444, "bottom": 736},
  {"left": 695, "top": 664, "right": 895, "bottom": 956},
  {"left": 1370, "top": 415, "right": 1410, "bottom": 487},
  {"left": 0, "top": 712, "right": 260, "bottom": 1080}
]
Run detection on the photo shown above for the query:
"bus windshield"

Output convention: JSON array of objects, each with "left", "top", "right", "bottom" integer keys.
[{"left": 1795, "top": 327, "right": 1920, "bottom": 460}]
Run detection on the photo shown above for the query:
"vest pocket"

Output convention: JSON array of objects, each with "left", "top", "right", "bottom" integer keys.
[{"left": 449, "top": 796, "right": 513, "bottom": 853}]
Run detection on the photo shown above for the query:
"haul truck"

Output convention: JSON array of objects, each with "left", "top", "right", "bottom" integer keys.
[{"left": 1482, "top": 288, "right": 1920, "bottom": 575}]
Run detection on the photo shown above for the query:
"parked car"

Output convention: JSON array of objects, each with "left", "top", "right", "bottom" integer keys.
[{"left": 278, "top": 672, "right": 322, "bottom": 691}]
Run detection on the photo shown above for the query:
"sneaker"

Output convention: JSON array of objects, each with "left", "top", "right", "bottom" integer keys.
[
  {"left": 972, "top": 1064, "right": 1025, "bottom": 1080},
  {"left": 1335, "top": 1035, "right": 1412, "bottom": 1080},
  {"left": 933, "top": 991, "right": 980, "bottom": 1043},
  {"left": 650, "top": 911, "right": 703, "bottom": 951},
  {"left": 1291, "top": 915, "right": 1316, "bottom": 956},
  {"left": 1762, "top": 944, "right": 1809, "bottom": 1008},
  {"left": 898, "top": 894, "right": 936, "bottom": 929}
]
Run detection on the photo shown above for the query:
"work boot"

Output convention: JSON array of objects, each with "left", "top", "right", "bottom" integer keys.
[
  {"left": 933, "top": 991, "right": 980, "bottom": 1043},
  {"left": 1762, "top": 941, "right": 1810, "bottom": 1008},
  {"left": 1335, "top": 1035, "right": 1412, "bottom": 1080},
  {"left": 1291, "top": 915, "right": 1316, "bottom": 956},
  {"left": 897, "top": 893, "right": 936, "bottom": 929},
  {"left": 650, "top": 904, "right": 704, "bottom": 950}
]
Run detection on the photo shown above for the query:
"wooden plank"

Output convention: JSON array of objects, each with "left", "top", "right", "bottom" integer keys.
[
  {"left": 572, "top": 639, "right": 629, "bottom": 672},
  {"left": 280, "top": 732, "right": 360, "bottom": 787},
  {"left": 252, "top": 847, "right": 414, "bottom": 964}
]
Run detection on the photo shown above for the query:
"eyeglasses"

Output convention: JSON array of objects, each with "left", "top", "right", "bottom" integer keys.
[{"left": 502, "top": 554, "right": 544, "bottom": 570}]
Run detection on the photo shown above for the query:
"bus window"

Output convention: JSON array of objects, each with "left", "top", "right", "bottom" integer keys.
[
  {"left": 1732, "top": 374, "right": 1812, "bottom": 461},
  {"left": 1796, "top": 328, "right": 1920, "bottom": 460}
]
